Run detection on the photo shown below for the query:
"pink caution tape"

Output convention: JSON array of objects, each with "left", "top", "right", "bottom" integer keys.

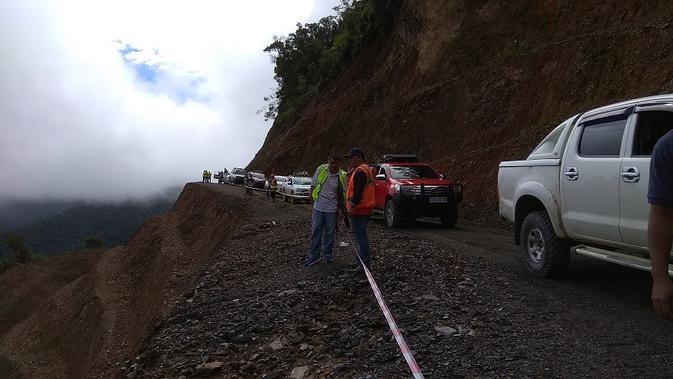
[{"left": 347, "top": 233, "right": 425, "bottom": 379}]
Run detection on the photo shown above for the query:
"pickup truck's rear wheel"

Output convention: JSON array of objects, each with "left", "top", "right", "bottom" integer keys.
[
  {"left": 520, "top": 211, "right": 570, "bottom": 277},
  {"left": 440, "top": 202, "right": 458, "bottom": 228},
  {"left": 385, "top": 200, "right": 402, "bottom": 228}
]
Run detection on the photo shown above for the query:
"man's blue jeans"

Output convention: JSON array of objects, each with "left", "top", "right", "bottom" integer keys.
[
  {"left": 308, "top": 209, "right": 337, "bottom": 259},
  {"left": 349, "top": 215, "right": 370, "bottom": 267}
]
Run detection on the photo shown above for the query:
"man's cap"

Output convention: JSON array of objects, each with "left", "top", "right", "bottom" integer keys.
[{"left": 344, "top": 148, "right": 365, "bottom": 159}]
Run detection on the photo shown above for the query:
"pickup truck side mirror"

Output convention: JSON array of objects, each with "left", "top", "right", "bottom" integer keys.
[
  {"left": 439, "top": 174, "right": 445, "bottom": 180},
  {"left": 376, "top": 174, "right": 386, "bottom": 180},
  {"left": 288, "top": 179, "right": 293, "bottom": 185}
]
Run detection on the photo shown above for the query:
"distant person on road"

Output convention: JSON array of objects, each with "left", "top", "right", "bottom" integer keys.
[
  {"left": 268, "top": 174, "right": 278, "bottom": 202},
  {"left": 208, "top": 170, "right": 212, "bottom": 183},
  {"left": 304, "top": 154, "right": 347, "bottom": 266},
  {"left": 202, "top": 170, "right": 208, "bottom": 183},
  {"left": 344, "top": 148, "right": 375, "bottom": 270},
  {"left": 245, "top": 172, "right": 253, "bottom": 195},
  {"left": 648, "top": 129, "right": 673, "bottom": 320}
]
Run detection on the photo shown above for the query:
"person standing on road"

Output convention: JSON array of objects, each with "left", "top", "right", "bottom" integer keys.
[
  {"left": 245, "top": 172, "right": 253, "bottom": 195},
  {"left": 648, "top": 129, "right": 673, "bottom": 320},
  {"left": 268, "top": 174, "right": 278, "bottom": 202},
  {"left": 202, "top": 170, "right": 208, "bottom": 183},
  {"left": 304, "top": 154, "right": 347, "bottom": 266},
  {"left": 344, "top": 148, "right": 375, "bottom": 270}
]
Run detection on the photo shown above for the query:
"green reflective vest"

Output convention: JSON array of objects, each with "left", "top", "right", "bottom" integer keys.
[{"left": 311, "top": 164, "right": 347, "bottom": 205}]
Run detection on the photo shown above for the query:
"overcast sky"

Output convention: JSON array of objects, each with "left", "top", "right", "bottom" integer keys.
[{"left": 0, "top": 0, "right": 338, "bottom": 202}]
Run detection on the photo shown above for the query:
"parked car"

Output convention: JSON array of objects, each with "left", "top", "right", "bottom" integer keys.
[
  {"left": 279, "top": 175, "right": 312, "bottom": 204},
  {"left": 246, "top": 172, "right": 267, "bottom": 189},
  {"left": 265, "top": 175, "right": 288, "bottom": 191},
  {"left": 372, "top": 154, "right": 463, "bottom": 228},
  {"left": 498, "top": 94, "right": 673, "bottom": 277},
  {"left": 214, "top": 170, "right": 227, "bottom": 184},
  {"left": 227, "top": 168, "right": 246, "bottom": 185}
]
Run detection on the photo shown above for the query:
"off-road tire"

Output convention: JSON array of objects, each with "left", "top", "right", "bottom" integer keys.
[
  {"left": 440, "top": 202, "right": 459, "bottom": 228},
  {"left": 385, "top": 200, "right": 402, "bottom": 228},
  {"left": 520, "top": 210, "right": 570, "bottom": 277}
]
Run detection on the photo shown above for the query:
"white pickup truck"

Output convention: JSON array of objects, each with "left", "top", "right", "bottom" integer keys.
[{"left": 498, "top": 95, "right": 673, "bottom": 277}]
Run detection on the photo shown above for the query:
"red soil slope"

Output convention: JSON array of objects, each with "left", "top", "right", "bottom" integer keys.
[
  {"left": 0, "top": 184, "right": 248, "bottom": 378},
  {"left": 249, "top": 1, "right": 673, "bottom": 206}
]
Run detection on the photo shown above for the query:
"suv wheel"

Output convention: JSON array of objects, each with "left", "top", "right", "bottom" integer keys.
[
  {"left": 440, "top": 202, "right": 458, "bottom": 228},
  {"left": 520, "top": 211, "right": 570, "bottom": 277},
  {"left": 385, "top": 200, "right": 402, "bottom": 228}
]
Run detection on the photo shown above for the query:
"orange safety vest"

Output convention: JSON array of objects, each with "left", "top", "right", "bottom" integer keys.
[{"left": 347, "top": 164, "right": 375, "bottom": 215}]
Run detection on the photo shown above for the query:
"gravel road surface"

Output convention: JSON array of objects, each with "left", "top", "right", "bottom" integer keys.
[{"left": 129, "top": 183, "right": 673, "bottom": 378}]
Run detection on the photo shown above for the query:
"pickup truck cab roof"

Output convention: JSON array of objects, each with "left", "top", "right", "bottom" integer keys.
[{"left": 516, "top": 94, "right": 673, "bottom": 163}]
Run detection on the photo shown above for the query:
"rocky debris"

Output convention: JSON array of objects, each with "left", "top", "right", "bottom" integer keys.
[
  {"left": 435, "top": 325, "right": 475, "bottom": 337},
  {"left": 126, "top": 187, "right": 673, "bottom": 378},
  {"left": 194, "top": 361, "right": 223, "bottom": 375},
  {"left": 289, "top": 365, "right": 309, "bottom": 379},
  {"left": 269, "top": 339, "right": 284, "bottom": 351}
]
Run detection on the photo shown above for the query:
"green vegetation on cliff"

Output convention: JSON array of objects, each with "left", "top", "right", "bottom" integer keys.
[{"left": 261, "top": 0, "right": 399, "bottom": 124}]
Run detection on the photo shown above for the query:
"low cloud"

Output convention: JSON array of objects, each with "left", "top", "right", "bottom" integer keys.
[{"left": 0, "top": 0, "right": 337, "bottom": 202}]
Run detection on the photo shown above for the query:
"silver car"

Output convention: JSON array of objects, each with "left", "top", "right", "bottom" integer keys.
[{"left": 279, "top": 176, "right": 312, "bottom": 204}]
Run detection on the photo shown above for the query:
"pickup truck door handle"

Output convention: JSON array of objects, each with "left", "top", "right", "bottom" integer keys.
[
  {"left": 564, "top": 167, "right": 578, "bottom": 181},
  {"left": 621, "top": 167, "right": 640, "bottom": 183}
]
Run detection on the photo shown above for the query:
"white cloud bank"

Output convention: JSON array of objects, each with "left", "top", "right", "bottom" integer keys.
[{"left": 0, "top": 0, "right": 337, "bottom": 201}]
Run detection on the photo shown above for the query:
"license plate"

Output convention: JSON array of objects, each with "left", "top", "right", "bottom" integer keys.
[{"left": 429, "top": 197, "right": 448, "bottom": 203}]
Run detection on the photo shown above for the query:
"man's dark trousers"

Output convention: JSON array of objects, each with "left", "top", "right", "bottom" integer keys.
[{"left": 350, "top": 215, "right": 370, "bottom": 268}]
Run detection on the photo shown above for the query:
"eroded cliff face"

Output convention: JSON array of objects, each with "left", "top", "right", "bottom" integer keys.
[
  {"left": 249, "top": 0, "right": 673, "bottom": 205},
  {"left": 0, "top": 184, "right": 249, "bottom": 378}
]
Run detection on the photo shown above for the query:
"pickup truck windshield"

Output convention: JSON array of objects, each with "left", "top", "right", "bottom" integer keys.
[
  {"left": 232, "top": 169, "right": 246, "bottom": 175},
  {"left": 251, "top": 173, "right": 265, "bottom": 179},
  {"left": 390, "top": 165, "right": 439, "bottom": 179}
]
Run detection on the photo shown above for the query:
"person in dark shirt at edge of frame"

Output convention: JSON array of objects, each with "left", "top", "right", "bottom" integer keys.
[{"left": 648, "top": 129, "right": 673, "bottom": 320}]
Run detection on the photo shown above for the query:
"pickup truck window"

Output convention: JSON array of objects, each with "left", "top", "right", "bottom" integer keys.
[
  {"left": 579, "top": 116, "right": 627, "bottom": 156},
  {"left": 390, "top": 165, "right": 439, "bottom": 179},
  {"left": 633, "top": 111, "right": 673, "bottom": 156},
  {"left": 530, "top": 122, "right": 566, "bottom": 156}
]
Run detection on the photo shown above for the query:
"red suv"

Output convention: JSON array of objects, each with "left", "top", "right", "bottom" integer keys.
[{"left": 372, "top": 154, "right": 463, "bottom": 227}]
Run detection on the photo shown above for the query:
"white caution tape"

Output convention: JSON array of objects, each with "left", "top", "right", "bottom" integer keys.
[{"left": 346, "top": 233, "right": 425, "bottom": 379}]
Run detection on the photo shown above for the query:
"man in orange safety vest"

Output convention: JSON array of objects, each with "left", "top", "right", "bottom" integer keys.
[{"left": 344, "top": 148, "right": 375, "bottom": 270}]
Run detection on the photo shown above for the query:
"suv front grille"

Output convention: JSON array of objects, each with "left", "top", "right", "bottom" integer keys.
[{"left": 406, "top": 185, "right": 459, "bottom": 195}]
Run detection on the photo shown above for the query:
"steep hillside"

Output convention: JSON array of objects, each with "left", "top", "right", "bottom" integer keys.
[
  {"left": 249, "top": 1, "right": 673, "bottom": 205},
  {"left": 0, "top": 184, "right": 247, "bottom": 378},
  {"left": 0, "top": 199, "right": 78, "bottom": 234},
  {"left": 0, "top": 187, "right": 180, "bottom": 256}
]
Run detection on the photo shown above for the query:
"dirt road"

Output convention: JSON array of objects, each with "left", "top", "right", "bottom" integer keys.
[{"left": 131, "top": 183, "right": 673, "bottom": 378}]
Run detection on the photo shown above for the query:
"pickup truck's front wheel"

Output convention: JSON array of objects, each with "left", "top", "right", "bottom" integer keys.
[
  {"left": 385, "top": 200, "right": 402, "bottom": 228},
  {"left": 520, "top": 211, "right": 570, "bottom": 277}
]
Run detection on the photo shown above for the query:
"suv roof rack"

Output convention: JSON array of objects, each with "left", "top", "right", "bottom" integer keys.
[{"left": 383, "top": 154, "right": 418, "bottom": 163}]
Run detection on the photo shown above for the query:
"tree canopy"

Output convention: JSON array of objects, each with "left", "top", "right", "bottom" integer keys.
[{"left": 261, "top": 0, "right": 398, "bottom": 124}]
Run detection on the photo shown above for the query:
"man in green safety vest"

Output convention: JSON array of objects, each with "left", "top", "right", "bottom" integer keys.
[{"left": 304, "top": 154, "right": 347, "bottom": 266}]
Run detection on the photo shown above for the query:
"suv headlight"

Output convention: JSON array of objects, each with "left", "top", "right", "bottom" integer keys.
[{"left": 394, "top": 184, "right": 415, "bottom": 194}]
